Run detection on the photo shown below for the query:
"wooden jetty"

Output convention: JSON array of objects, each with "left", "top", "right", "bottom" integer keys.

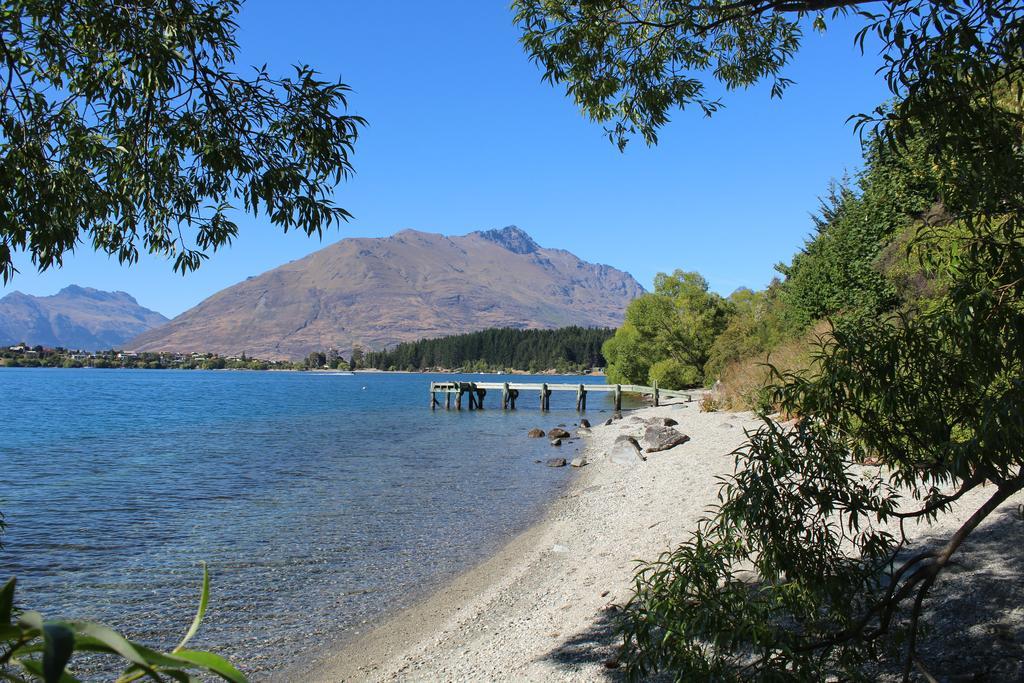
[{"left": 428, "top": 380, "right": 692, "bottom": 412}]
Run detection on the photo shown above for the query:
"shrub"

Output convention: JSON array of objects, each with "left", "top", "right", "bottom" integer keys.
[{"left": 648, "top": 358, "right": 700, "bottom": 390}]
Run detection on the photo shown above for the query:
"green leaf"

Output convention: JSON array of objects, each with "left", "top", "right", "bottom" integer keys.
[
  {"left": 42, "top": 623, "right": 75, "bottom": 683},
  {"left": 170, "top": 651, "right": 247, "bottom": 683},
  {"left": 174, "top": 563, "right": 208, "bottom": 652},
  {"left": 0, "top": 578, "right": 14, "bottom": 623},
  {"left": 14, "top": 659, "right": 80, "bottom": 683},
  {"left": 69, "top": 622, "right": 154, "bottom": 676},
  {"left": 17, "top": 611, "right": 44, "bottom": 634}
]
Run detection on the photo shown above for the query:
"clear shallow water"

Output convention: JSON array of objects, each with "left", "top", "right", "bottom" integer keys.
[{"left": 0, "top": 369, "right": 617, "bottom": 678}]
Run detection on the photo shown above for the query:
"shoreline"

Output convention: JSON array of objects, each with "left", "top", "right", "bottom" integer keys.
[
  {"left": 303, "top": 398, "right": 763, "bottom": 681},
  {"left": 300, "top": 399, "right": 1024, "bottom": 681}
]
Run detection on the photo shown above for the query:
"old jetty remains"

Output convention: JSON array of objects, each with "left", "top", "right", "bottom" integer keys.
[{"left": 428, "top": 381, "right": 692, "bottom": 412}]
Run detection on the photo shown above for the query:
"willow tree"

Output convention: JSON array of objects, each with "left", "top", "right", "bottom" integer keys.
[
  {"left": 0, "top": 0, "right": 364, "bottom": 282},
  {"left": 603, "top": 270, "right": 730, "bottom": 388},
  {"left": 0, "top": 2, "right": 364, "bottom": 679},
  {"left": 515, "top": 0, "right": 1024, "bottom": 679}
]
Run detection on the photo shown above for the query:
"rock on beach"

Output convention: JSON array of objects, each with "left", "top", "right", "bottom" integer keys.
[
  {"left": 643, "top": 425, "right": 691, "bottom": 453},
  {"left": 609, "top": 435, "right": 645, "bottom": 465}
]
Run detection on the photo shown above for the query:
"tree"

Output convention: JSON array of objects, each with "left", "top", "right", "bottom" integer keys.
[
  {"left": 0, "top": 2, "right": 367, "bottom": 679},
  {"left": 0, "top": 0, "right": 364, "bottom": 282},
  {"left": 515, "top": 0, "right": 1024, "bottom": 678},
  {"left": 514, "top": 0, "right": 1022, "bottom": 155},
  {"left": 603, "top": 270, "right": 730, "bottom": 387},
  {"left": 349, "top": 344, "right": 365, "bottom": 370}
]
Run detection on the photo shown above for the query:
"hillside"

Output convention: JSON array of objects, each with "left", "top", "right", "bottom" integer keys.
[
  {"left": 0, "top": 286, "right": 168, "bottom": 350},
  {"left": 129, "top": 226, "right": 645, "bottom": 359}
]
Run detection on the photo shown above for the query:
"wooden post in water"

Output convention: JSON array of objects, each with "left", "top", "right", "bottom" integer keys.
[
  {"left": 540, "top": 383, "right": 550, "bottom": 411},
  {"left": 576, "top": 384, "right": 587, "bottom": 412},
  {"left": 614, "top": 384, "right": 622, "bottom": 412},
  {"left": 445, "top": 391, "right": 451, "bottom": 410},
  {"left": 509, "top": 388, "right": 518, "bottom": 410},
  {"left": 430, "top": 386, "right": 436, "bottom": 410},
  {"left": 653, "top": 380, "right": 659, "bottom": 407},
  {"left": 476, "top": 387, "right": 486, "bottom": 409},
  {"left": 502, "top": 382, "right": 510, "bottom": 409},
  {"left": 455, "top": 388, "right": 463, "bottom": 410},
  {"left": 467, "top": 383, "right": 477, "bottom": 410}
]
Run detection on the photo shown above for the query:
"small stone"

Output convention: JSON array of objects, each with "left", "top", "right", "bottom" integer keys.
[
  {"left": 579, "top": 418, "right": 591, "bottom": 428},
  {"left": 604, "top": 418, "right": 613, "bottom": 426},
  {"left": 662, "top": 417, "right": 679, "bottom": 426},
  {"left": 570, "top": 457, "right": 587, "bottom": 467},
  {"left": 546, "top": 458, "right": 567, "bottom": 467},
  {"left": 548, "top": 427, "right": 571, "bottom": 439},
  {"left": 528, "top": 428, "right": 545, "bottom": 438},
  {"left": 720, "top": 423, "right": 735, "bottom": 429},
  {"left": 550, "top": 438, "right": 563, "bottom": 447}
]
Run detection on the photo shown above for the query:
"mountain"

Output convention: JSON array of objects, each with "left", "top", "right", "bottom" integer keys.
[
  {"left": 129, "top": 226, "right": 645, "bottom": 360},
  {"left": 0, "top": 286, "right": 169, "bottom": 350}
]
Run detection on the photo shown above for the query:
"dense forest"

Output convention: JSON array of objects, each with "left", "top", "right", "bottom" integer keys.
[{"left": 363, "top": 326, "right": 613, "bottom": 373}]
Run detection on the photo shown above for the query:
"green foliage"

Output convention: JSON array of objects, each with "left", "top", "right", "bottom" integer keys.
[
  {"left": 620, "top": 216, "right": 1024, "bottom": 677},
  {"left": 646, "top": 358, "right": 699, "bottom": 390},
  {"left": 515, "top": 0, "right": 1023, "bottom": 155},
  {"left": 603, "top": 271, "right": 729, "bottom": 387},
  {"left": 526, "top": 2, "right": 1024, "bottom": 677},
  {"left": 0, "top": 566, "right": 247, "bottom": 682},
  {"left": 703, "top": 283, "right": 795, "bottom": 382},
  {"left": 0, "top": 0, "right": 365, "bottom": 282},
  {"left": 363, "top": 326, "right": 613, "bottom": 372}
]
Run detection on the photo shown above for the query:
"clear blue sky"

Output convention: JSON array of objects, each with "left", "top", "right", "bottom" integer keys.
[{"left": 2, "top": 1, "right": 891, "bottom": 317}]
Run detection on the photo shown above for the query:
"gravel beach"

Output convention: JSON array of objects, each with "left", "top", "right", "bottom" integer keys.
[{"left": 306, "top": 401, "right": 1024, "bottom": 682}]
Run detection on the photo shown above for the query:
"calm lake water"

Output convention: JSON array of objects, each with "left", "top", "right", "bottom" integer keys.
[{"left": 0, "top": 369, "right": 618, "bottom": 678}]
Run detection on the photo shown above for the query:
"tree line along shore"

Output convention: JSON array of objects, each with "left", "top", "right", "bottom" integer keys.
[{"left": 0, "top": 326, "right": 615, "bottom": 373}]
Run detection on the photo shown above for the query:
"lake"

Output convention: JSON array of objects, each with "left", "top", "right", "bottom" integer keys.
[{"left": 0, "top": 368, "right": 621, "bottom": 678}]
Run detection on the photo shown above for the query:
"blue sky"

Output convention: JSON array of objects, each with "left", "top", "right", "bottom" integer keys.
[{"left": 1, "top": 1, "right": 890, "bottom": 317}]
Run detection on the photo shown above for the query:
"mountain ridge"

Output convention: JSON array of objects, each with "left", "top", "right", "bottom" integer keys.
[
  {"left": 129, "top": 225, "right": 645, "bottom": 359},
  {"left": 0, "top": 286, "right": 169, "bottom": 350}
]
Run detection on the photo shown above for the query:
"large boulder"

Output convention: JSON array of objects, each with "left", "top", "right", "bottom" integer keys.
[
  {"left": 570, "top": 457, "right": 587, "bottom": 467},
  {"left": 609, "top": 435, "right": 646, "bottom": 465},
  {"left": 643, "top": 425, "right": 691, "bottom": 453},
  {"left": 528, "top": 428, "right": 545, "bottom": 438},
  {"left": 548, "top": 427, "right": 571, "bottom": 439},
  {"left": 546, "top": 458, "right": 567, "bottom": 467}
]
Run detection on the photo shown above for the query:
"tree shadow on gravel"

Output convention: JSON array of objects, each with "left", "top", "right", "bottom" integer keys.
[
  {"left": 873, "top": 504, "right": 1023, "bottom": 682},
  {"left": 541, "top": 605, "right": 626, "bottom": 680},
  {"left": 541, "top": 506, "right": 1022, "bottom": 682}
]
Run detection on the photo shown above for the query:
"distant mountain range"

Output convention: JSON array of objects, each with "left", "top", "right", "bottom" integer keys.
[
  {"left": 129, "top": 226, "right": 645, "bottom": 360},
  {"left": 0, "top": 286, "right": 168, "bottom": 350}
]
